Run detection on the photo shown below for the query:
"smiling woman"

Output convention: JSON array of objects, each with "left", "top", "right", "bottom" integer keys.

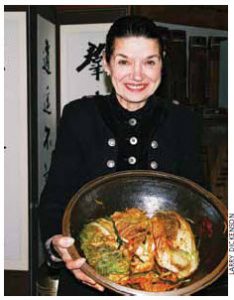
[
  {"left": 39, "top": 15, "right": 204, "bottom": 296},
  {"left": 102, "top": 37, "right": 163, "bottom": 111}
]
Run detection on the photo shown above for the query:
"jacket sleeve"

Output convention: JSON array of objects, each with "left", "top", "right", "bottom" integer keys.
[
  {"left": 39, "top": 103, "right": 85, "bottom": 244},
  {"left": 176, "top": 109, "right": 205, "bottom": 187}
]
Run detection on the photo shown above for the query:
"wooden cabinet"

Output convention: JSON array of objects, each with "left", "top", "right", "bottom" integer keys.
[
  {"left": 131, "top": 5, "right": 227, "bottom": 30},
  {"left": 202, "top": 113, "right": 228, "bottom": 206}
]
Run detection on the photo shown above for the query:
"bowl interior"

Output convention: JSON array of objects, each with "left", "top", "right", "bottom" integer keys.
[{"left": 63, "top": 171, "right": 227, "bottom": 295}]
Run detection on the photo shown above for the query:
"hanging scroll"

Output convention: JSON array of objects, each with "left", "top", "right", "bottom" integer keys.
[
  {"left": 60, "top": 23, "right": 112, "bottom": 112},
  {"left": 37, "top": 15, "right": 57, "bottom": 198}
]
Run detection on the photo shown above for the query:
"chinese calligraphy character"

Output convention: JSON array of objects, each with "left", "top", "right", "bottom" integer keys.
[
  {"left": 42, "top": 39, "right": 52, "bottom": 75},
  {"left": 43, "top": 126, "right": 52, "bottom": 150},
  {"left": 43, "top": 86, "right": 52, "bottom": 115},
  {"left": 76, "top": 42, "right": 105, "bottom": 81}
]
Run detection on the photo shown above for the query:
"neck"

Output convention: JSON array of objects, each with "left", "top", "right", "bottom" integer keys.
[{"left": 116, "top": 95, "right": 147, "bottom": 112}]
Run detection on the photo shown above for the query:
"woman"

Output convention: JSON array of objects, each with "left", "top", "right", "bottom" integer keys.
[{"left": 39, "top": 15, "right": 203, "bottom": 295}]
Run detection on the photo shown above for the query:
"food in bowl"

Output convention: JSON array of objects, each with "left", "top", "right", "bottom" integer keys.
[{"left": 79, "top": 207, "right": 199, "bottom": 292}]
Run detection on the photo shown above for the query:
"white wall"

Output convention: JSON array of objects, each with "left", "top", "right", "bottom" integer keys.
[{"left": 4, "top": 12, "right": 29, "bottom": 271}]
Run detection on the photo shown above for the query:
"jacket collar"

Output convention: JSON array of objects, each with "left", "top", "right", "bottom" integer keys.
[
  {"left": 96, "top": 92, "right": 169, "bottom": 139},
  {"left": 109, "top": 91, "right": 158, "bottom": 120}
]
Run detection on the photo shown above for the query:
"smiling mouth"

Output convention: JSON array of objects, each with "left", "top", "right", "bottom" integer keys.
[{"left": 125, "top": 83, "right": 148, "bottom": 92}]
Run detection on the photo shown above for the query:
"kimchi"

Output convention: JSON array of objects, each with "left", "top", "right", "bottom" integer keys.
[{"left": 79, "top": 208, "right": 199, "bottom": 292}]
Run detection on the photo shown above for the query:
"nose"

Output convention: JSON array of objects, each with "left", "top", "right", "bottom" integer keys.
[{"left": 131, "top": 62, "right": 143, "bottom": 81}]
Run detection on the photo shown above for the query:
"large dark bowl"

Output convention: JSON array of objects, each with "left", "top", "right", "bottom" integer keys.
[{"left": 63, "top": 170, "right": 228, "bottom": 295}]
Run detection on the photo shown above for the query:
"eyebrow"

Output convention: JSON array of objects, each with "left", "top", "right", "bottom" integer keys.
[
  {"left": 114, "top": 54, "right": 161, "bottom": 59},
  {"left": 147, "top": 54, "right": 161, "bottom": 59}
]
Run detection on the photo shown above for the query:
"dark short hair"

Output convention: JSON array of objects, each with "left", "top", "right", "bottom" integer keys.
[{"left": 105, "top": 15, "right": 164, "bottom": 63}]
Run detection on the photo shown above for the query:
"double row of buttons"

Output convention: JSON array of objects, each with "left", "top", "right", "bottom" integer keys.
[
  {"left": 106, "top": 157, "right": 138, "bottom": 168},
  {"left": 107, "top": 158, "right": 158, "bottom": 169},
  {"left": 107, "top": 138, "right": 158, "bottom": 149},
  {"left": 109, "top": 136, "right": 138, "bottom": 146},
  {"left": 106, "top": 117, "right": 159, "bottom": 170}
]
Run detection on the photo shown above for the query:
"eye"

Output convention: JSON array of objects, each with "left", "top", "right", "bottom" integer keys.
[
  {"left": 117, "top": 59, "right": 129, "bottom": 66},
  {"left": 146, "top": 60, "right": 156, "bottom": 66},
  {"left": 145, "top": 57, "right": 161, "bottom": 66}
]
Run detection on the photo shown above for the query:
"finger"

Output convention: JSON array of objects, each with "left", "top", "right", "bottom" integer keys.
[
  {"left": 73, "top": 269, "right": 96, "bottom": 284},
  {"left": 66, "top": 258, "right": 86, "bottom": 269},
  {"left": 54, "top": 236, "right": 75, "bottom": 248},
  {"left": 81, "top": 281, "right": 105, "bottom": 292},
  {"left": 49, "top": 244, "right": 71, "bottom": 262},
  {"left": 52, "top": 235, "right": 75, "bottom": 260},
  {"left": 60, "top": 250, "right": 73, "bottom": 262},
  {"left": 51, "top": 234, "right": 64, "bottom": 248}
]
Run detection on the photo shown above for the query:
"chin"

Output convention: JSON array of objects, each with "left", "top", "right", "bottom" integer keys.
[{"left": 126, "top": 92, "right": 153, "bottom": 103}]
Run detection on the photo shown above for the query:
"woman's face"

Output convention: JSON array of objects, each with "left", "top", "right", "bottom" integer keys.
[{"left": 103, "top": 36, "right": 162, "bottom": 111}]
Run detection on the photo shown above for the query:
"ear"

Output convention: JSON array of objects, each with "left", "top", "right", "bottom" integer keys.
[{"left": 102, "top": 51, "right": 111, "bottom": 76}]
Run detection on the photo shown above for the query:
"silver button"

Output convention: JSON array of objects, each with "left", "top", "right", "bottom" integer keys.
[
  {"left": 108, "top": 138, "right": 116, "bottom": 147},
  {"left": 128, "top": 118, "right": 137, "bottom": 126},
  {"left": 128, "top": 156, "right": 137, "bottom": 165},
  {"left": 129, "top": 136, "right": 138, "bottom": 145},
  {"left": 151, "top": 140, "right": 158, "bottom": 149},
  {"left": 150, "top": 161, "right": 158, "bottom": 169},
  {"left": 106, "top": 160, "right": 115, "bottom": 168}
]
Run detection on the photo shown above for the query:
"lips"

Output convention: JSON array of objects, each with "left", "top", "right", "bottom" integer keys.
[{"left": 125, "top": 83, "right": 148, "bottom": 92}]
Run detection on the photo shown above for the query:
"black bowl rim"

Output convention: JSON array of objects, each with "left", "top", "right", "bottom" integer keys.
[{"left": 63, "top": 170, "right": 228, "bottom": 295}]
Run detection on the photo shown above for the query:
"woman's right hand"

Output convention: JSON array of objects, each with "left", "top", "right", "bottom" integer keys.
[{"left": 51, "top": 234, "right": 105, "bottom": 292}]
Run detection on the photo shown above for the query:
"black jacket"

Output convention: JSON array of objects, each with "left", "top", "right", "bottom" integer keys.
[{"left": 39, "top": 93, "right": 203, "bottom": 295}]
